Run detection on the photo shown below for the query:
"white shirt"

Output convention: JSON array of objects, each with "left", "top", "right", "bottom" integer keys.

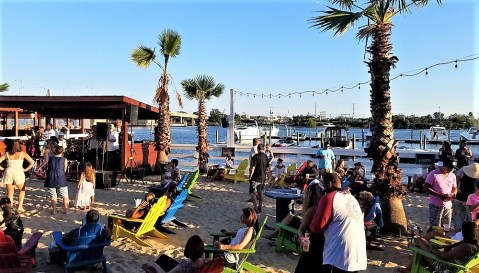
[
  {"left": 224, "top": 227, "right": 250, "bottom": 264},
  {"left": 323, "top": 192, "right": 367, "bottom": 271},
  {"left": 58, "top": 139, "right": 67, "bottom": 149},
  {"left": 272, "top": 165, "right": 286, "bottom": 178},
  {"left": 107, "top": 131, "right": 119, "bottom": 152},
  {"left": 44, "top": 129, "right": 57, "bottom": 140}
]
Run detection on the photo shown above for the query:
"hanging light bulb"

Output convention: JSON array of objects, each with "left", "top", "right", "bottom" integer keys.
[
  {"left": 455, "top": 60, "right": 458, "bottom": 69},
  {"left": 289, "top": 94, "right": 291, "bottom": 99},
  {"left": 279, "top": 95, "right": 281, "bottom": 99},
  {"left": 341, "top": 86, "right": 344, "bottom": 93},
  {"left": 261, "top": 94, "right": 264, "bottom": 99},
  {"left": 269, "top": 94, "right": 272, "bottom": 99},
  {"left": 425, "top": 68, "right": 428, "bottom": 76},
  {"left": 326, "top": 92, "right": 328, "bottom": 95},
  {"left": 254, "top": 94, "right": 255, "bottom": 98},
  {"left": 300, "top": 93, "right": 302, "bottom": 97},
  {"left": 313, "top": 92, "right": 315, "bottom": 97},
  {"left": 358, "top": 84, "right": 361, "bottom": 90}
]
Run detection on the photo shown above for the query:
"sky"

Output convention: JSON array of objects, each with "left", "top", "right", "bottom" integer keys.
[{"left": 1, "top": 0, "right": 478, "bottom": 119}]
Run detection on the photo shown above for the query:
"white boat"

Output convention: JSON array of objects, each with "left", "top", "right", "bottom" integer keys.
[
  {"left": 261, "top": 124, "right": 279, "bottom": 137},
  {"left": 460, "top": 127, "right": 479, "bottom": 141},
  {"left": 319, "top": 125, "right": 352, "bottom": 148},
  {"left": 424, "top": 126, "right": 448, "bottom": 141},
  {"left": 234, "top": 119, "right": 261, "bottom": 141},
  {"left": 316, "top": 123, "right": 336, "bottom": 138}
]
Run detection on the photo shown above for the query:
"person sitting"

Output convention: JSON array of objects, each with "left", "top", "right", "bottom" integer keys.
[
  {"left": 268, "top": 158, "right": 286, "bottom": 188},
  {"left": 408, "top": 165, "right": 435, "bottom": 193},
  {"left": 143, "top": 235, "right": 208, "bottom": 273},
  {"left": 358, "top": 191, "right": 375, "bottom": 216},
  {"left": 290, "top": 160, "right": 319, "bottom": 190},
  {"left": 399, "top": 221, "right": 479, "bottom": 273},
  {"left": 206, "top": 155, "right": 234, "bottom": 181},
  {"left": 0, "top": 197, "right": 24, "bottom": 249},
  {"left": 263, "top": 182, "right": 325, "bottom": 241},
  {"left": 335, "top": 159, "right": 348, "bottom": 179},
  {"left": 212, "top": 207, "right": 257, "bottom": 269},
  {"left": 162, "top": 159, "right": 181, "bottom": 182}
]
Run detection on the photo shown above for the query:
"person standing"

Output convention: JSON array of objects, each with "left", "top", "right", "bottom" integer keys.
[
  {"left": 248, "top": 143, "right": 269, "bottom": 213},
  {"left": 454, "top": 163, "right": 479, "bottom": 227},
  {"left": 316, "top": 142, "right": 336, "bottom": 178},
  {"left": 249, "top": 138, "right": 260, "bottom": 162},
  {"left": 74, "top": 162, "right": 96, "bottom": 210},
  {"left": 456, "top": 140, "right": 473, "bottom": 169},
  {"left": 44, "top": 146, "right": 70, "bottom": 215},
  {"left": 0, "top": 140, "right": 35, "bottom": 212},
  {"left": 309, "top": 173, "right": 367, "bottom": 272},
  {"left": 425, "top": 158, "right": 457, "bottom": 231},
  {"left": 44, "top": 123, "right": 57, "bottom": 140},
  {"left": 107, "top": 124, "right": 120, "bottom": 171}
]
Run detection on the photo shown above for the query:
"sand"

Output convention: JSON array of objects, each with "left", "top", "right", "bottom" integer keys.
[{"left": 0, "top": 174, "right": 431, "bottom": 273}]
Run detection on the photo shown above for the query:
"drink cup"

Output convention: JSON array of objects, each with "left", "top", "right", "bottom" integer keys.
[
  {"left": 302, "top": 238, "right": 310, "bottom": 252},
  {"left": 443, "top": 224, "right": 450, "bottom": 232},
  {"left": 289, "top": 170, "right": 294, "bottom": 175},
  {"left": 134, "top": 199, "right": 142, "bottom": 207},
  {"left": 296, "top": 189, "right": 301, "bottom": 195}
]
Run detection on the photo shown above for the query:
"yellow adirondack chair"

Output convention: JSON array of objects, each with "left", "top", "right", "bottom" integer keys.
[
  {"left": 110, "top": 196, "right": 169, "bottom": 247},
  {"left": 224, "top": 159, "right": 249, "bottom": 183},
  {"left": 276, "top": 163, "right": 296, "bottom": 187}
]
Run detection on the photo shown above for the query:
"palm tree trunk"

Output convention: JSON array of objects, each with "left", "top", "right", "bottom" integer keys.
[
  {"left": 154, "top": 69, "right": 171, "bottom": 172},
  {"left": 366, "top": 23, "right": 407, "bottom": 234},
  {"left": 197, "top": 100, "right": 208, "bottom": 158}
]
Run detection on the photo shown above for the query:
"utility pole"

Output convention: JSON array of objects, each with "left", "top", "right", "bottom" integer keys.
[{"left": 352, "top": 103, "right": 355, "bottom": 119}]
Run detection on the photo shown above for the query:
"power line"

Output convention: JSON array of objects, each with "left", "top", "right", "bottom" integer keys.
[{"left": 234, "top": 54, "right": 479, "bottom": 99}]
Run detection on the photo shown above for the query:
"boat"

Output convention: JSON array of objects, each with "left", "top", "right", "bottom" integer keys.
[
  {"left": 261, "top": 124, "right": 279, "bottom": 137},
  {"left": 234, "top": 119, "right": 261, "bottom": 141},
  {"left": 272, "top": 139, "right": 298, "bottom": 147},
  {"left": 460, "top": 127, "right": 479, "bottom": 141},
  {"left": 321, "top": 126, "right": 352, "bottom": 148},
  {"left": 424, "top": 125, "right": 448, "bottom": 141},
  {"left": 316, "top": 123, "right": 337, "bottom": 138}
]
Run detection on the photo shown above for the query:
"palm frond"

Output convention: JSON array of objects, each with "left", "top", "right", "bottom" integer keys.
[
  {"left": 181, "top": 78, "right": 198, "bottom": 100},
  {"left": 356, "top": 24, "right": 377, "bottom": 41},
  {"left": 159, "top": 29, "right": 181, "bottom": 58},
  {"left": 0, "top": 83, "right": 9, "bottom": 92},
  {"left": 330, "top": 0, "right": 355, "bottom": 10},
  {"left": 131, "top": 46, "right": 156, "bottom": 68},
  {"left": 309, "top": 6, "right": 366, "bottom": 36},
  {"left": 181, "top": 74, "right": 225, "bottom": 102},
  {"left": 175, "top": 91, "right": 184, "bottom": 109}
]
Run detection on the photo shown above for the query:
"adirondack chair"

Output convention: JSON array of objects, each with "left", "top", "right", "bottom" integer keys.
[
  {"left": 155, "top": 189, "right": 190, "bottom": 234},
  {"left": 110, "top": 195, "right": 169, "bottom": 247},
  {"left": 364, "top": 196, "right": 384, "bottom": 251},
  {"left": 224, "top": 159, "right": 249, "bottom": 184},
  {"left": 276, "top": 163, "right": 297, "bottom": 187},
  {"left": 0, "top": 231, "right": 43, "bottom": 273},
  {"left": 142, "top": 257, "right": 224, "bottom": 273},
  {"left": 205, "top": 216, "right": 268, "bottom": 273},
  {"left": 182, "top": 170, "right": 201, "bottom": 199},
  {"left": 177, "top": 173, "right": 190, "bottom": 189},
  {"left": 275, "top": 221, "right": 302, "bottom": 254},
  {"left": 409, "top": 245, "right": 479, "bottom": 273},
  {"left": 53, "top": 223, "right": 110, "bottom": 273}
]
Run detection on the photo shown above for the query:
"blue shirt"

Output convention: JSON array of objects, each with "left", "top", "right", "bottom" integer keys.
[{"left": 316, "top": 148, "right": 335, "bottom": 169}]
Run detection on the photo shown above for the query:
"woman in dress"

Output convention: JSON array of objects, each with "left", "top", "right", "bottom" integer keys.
[
  {"left": 0, "top": 140, "right": 35, "bottom": 212},
  {"left": 44, "top": 146, "right": 70, "bottom": 214},
  {"left": 75, "top": 162, "right": 95, "bottom": 210}
]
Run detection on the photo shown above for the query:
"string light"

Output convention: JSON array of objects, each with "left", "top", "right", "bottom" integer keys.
[{"left": 232, "top": 54, "right": 478, "bottom": 99}]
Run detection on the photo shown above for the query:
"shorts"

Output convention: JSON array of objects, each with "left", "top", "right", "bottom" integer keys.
[
  {"left": 2, "top": 169, "right": 26, "bottom": 186},
  {"left": 429, "top": 203, "right": 452, "bottom": 227},
  {"left": 249, "top": 180, "right": 265, "bottom": 194},
  {"left": 48, "top": 187, "right": 69, "bottom": 200}
]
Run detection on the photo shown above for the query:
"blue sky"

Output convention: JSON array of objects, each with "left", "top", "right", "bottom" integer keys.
[{"left": 1, "top": 0, "right": 478, "bottom": 118}]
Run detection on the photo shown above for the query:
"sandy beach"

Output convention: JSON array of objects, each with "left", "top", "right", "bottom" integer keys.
[{"left": 0, "top": 174, "right": 431, "bottom": 273}]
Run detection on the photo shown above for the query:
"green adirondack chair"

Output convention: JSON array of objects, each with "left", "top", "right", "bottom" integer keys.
[
  {"left": 205, "top": 216, "right": 268, "bottom": 273},
  {"left": 409, "top": 245, "right": 479, "bottom": 273},
  {"left": 182, "top": 170, "right": 201, "bottom": 198},
  {"left": 275, "top": 222, "right": 302, "bottom": 254},
  {"left": 224, "top": 159, "right": 249, "bottom": 184}
]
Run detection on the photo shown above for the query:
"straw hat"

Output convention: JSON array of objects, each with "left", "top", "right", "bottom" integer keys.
[{"left": 462, "top": 163, "right": 479, "bottom": 179}]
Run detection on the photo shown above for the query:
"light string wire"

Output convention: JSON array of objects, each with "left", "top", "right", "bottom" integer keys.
[{"left": 234, "top": 54, "right": 479, "bottom": 99}]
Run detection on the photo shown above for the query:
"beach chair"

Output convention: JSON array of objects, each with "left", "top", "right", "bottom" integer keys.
[
  {"left": 409, "top": 245, "right": 479, "bottom": 273},
  {"left": 364, "top": 196, "right": 384, "bottom": 251},
  {"left": 275, "top": 220, "right": 302, "bottom": 254},
  {"left": 276, "top": 163, "right": 297, "bottom": 187},
  {"left": 110, "top": 195, "right": 169, "bottom": 247},
  {"left": 0, "top": 231, "right": 43, "bottom": 273},
  {"left": 156, "top": 189, "right": 190, "bottom": 234},
  {"left": 177, "top": 173, "right": 190, "bottom": 189},
  {"left": 53, "top": 223, "right": 110, "bottom": 273},
  {"left": 224, "top": 159, "right": 249, "bottom": 184},
  {"left": 182, "top": 170, "right": 201, "bottom": 199},
  {"left": 205, "top": 216, "right": 268, "bottom": 273}
]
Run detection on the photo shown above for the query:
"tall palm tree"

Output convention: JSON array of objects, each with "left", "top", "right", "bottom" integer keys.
[
  {"left": 0, "top": 83, "right": 9, "bottom": 92},
  {"left": 310, "top": 0, "right": 441, "bottom": 234},
  {"left": 181, "top": 75, "right": 225, "bottom": 162},
  {"left": 131, "top": 29, "right": 182, "bottom": 172}
]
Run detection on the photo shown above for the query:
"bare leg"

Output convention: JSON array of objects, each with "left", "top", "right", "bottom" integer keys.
[
  {"left": 91, "top": 195, "right": 94, "bottom": 207},
  {"left": 50, "top": 198, "right": 57, "bottom": 214},
  {"left": 16, "top": 184, "right": 26, "bottom": 212},
  {"left": 63, "top": 197, "right": 69, "bottom": 214},
  {"left": 6, "top": 184, "right": 14, "bottom": 206},
  {"left": 270, "top": 214, "right": 294, "bottom": 238},
  {"left": 250, "top": 192, "right": 258, "bottom": 210},
  {"left": 258, "top": 192, "right": 263, "bottom": 211}
]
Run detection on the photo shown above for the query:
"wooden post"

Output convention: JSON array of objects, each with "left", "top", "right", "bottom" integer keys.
[
  {"left": 239, "top": 131, "right": 242, "bottom": 142},
  {"left": 296, "top": 132, "right": 300, "bottom": 143},
  {"left": 309, "top": 128, "right": 312, "bottom": 145},
  {"left": 263, "top": 132, "right": 267, "bottom": 144},
  {"left": 361, "top": 129, "right": 365, "bottom": 143},
  {"left": 352, "top": 134, "right": 356, "bottom": 149},
  {"left": 423, "top": 134, "right": 427, "bottom": 150},
  {"left": 121, "top": 111, "right": 128, "bottom": 171},
  {"left": 411, "top": 130, "right": 413, "bottom": 140},
  {"left": 14, "top": 111, "right": 19, "bottom": 137},
  {"left": 419, "top": 130, "right": 423, "bottom": 149},
  {"left": 448, "top": 129, "right": 451, "bottom": 142},
  {"left": 215, "top": 130, "right": 219, "bottom": 144},
  {"left": 268, "top": 128, "right": 272, "bottom": 144}
]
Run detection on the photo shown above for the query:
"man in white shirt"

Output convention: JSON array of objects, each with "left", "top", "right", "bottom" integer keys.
[
  {"left": 44, "top": 123, "right": 57, "bottom": 140},
  {"left": 107, "top": 124, "right": 120, "bottom": 170}
]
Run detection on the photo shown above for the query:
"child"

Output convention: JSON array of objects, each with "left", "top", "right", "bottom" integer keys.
[
  {"left": 467, "top": 183, "right": 479, "bottom": 221},
  {"left": 75, "top": 163, "right": 96, "bottom": 210},
  {"left": 0, "top": 197, "right": 24, "bottom": 249}
]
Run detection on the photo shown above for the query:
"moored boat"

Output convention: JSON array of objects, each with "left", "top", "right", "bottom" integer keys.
[
  {"left": 424, "top": 125, "right": 448, "bottom": 141},
  {"left": 234, "top": 119, "right": 261, "bottom": 141}
]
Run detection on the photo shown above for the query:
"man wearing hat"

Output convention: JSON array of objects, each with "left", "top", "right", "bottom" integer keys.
[
  {"left": 424, "top": 158, "right": 457, "bottom": 231},
  {"left": 453, "top": 163, "right": 479, "bottom": 230}
]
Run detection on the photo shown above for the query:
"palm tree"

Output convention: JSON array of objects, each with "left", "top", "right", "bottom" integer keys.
[
  {"left": 181, "top": 75, "right": 225, "bottom": 162},
  {"left": 0, "top": 83, "right": 9, "bottom": 92},
  {"left": 310, "top": 0, "right": 441, "bottom": 234},
  {"left": 131, "top": 29, "right": 182, "bottom": 172}
]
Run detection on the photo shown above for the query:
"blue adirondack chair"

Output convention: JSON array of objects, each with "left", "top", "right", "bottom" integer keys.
[
  {"left": 177, "top": 173, "right": 190, "bottom": 189},
  {"left": 155, "top": 189, "right": 190, "bottom": 234},
  {"left": 53, "top": 223, "right": 111, "bottom": 273}
]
